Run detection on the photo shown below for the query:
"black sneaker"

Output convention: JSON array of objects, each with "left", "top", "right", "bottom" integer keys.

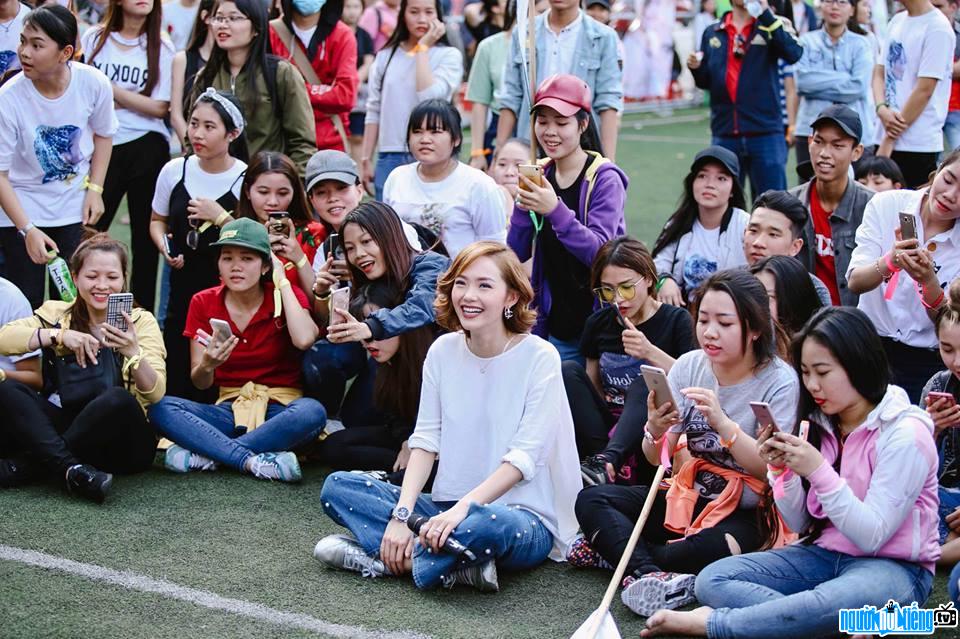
[
  {"left": 65, "top": 464, "right": 112, "bottom": 504},
  {"left": 580, "top": 455, "right": 610, "bottom": 487},
  {"left": 0, "top": 457, "right": 41, "bottom": 488}
]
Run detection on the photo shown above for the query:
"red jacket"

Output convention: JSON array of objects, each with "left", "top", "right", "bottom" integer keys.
[{"left": 269, "top": 21, "right": 358, "bottom": 151}]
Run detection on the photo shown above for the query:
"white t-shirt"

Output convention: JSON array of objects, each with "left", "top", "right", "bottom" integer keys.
[
  {"left": 151, "top": 155, "right": 247, "bottom": 216},
  {"left": 0, "top": 277, "right": 39, "bottom": 371},
  {"left": 880, "top": 8, "right": 954, "bottom": 152},
  {"left": 292, "top": 23, "right": 317, "bottom": 49},
  {"left": 383, "top": 161, "right": 507, "bottom": 256},
  {"left": 543, "top": 10, "right": 583, "bottom": 80},
  {"left": 0, "top": 63, "right": 118, "bottom": 228},
  {"left": 0, "top": 3, "right": 28, "bottom": 77},
  {"left": 80, "top": 27, "right": 174, "bottom": 145},
  {"left": 365, "top": 45, "right": 463, "bottom": 152},
  {"left": 847, "top": 188, "right": 960, "bottom": 348},
  {"left": 682, "top": 220, "right": 723, "bottom": 298},
  {"left": 407, "top": 332, "right": 582, "bottom": 560},
  {"left": 161, "top": 0, "right": 200, "bottom": 51}
]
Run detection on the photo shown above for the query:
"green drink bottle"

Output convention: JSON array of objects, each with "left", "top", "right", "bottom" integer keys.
[{"left": 46, "top": 251, "right": 77, "bottom": 303}]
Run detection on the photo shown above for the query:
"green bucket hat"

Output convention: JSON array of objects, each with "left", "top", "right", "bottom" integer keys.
[{"left": 211, "top": 217, "right": 271, "bottom": 258}]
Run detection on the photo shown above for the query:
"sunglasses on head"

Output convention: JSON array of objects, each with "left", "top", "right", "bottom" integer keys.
[{"left": 592, "top": 278, "right": 647, "bottom": 303}]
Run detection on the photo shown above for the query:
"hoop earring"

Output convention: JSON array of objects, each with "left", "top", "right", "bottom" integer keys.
[{"left": 503, "top": 307, "right": 514, "bottom": 320}]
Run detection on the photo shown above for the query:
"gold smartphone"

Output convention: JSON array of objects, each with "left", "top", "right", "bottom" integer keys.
[{"left": 518, "top": 164, "right": 543, "bottom": 191}]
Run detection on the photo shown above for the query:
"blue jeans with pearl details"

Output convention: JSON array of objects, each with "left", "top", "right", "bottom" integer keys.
[{"left": 320, "top": 470, "right": 553, "bottom": 589}]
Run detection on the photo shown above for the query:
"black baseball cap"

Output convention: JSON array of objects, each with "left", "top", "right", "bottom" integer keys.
[
  {"left": 586, "top": 0, "right": 610, "bottom": 9},
  {"left": 811, "top": 104, "right": 862, "bottom": 144},
  {"left": 691, "top": 145, "right": 740, "bottom": 180}
]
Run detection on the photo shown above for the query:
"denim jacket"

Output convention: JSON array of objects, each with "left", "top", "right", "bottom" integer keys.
[
  {"left": 795, "top": 29, "right": 876, "bottom": 145},
  {"left": 363, "top": 251, "right": 450, "bottom": 340},
  {"left": 499, "top": 10, "right": 623, "bottom": 141},
  {"left": 789, "top": 178, "right": 874, "bottom": 307}
]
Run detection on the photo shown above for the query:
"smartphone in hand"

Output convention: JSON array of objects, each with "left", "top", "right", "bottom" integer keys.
[
  {"left": 929, "top": 391, "right": 958, "bottom": 408},
  {"left": 107, "top": 293, "right": 134, "bottom": 332},
  {"left": 750, "top": 401, "right": 779, "bottom": 432},
  {"left": 640, "top": 364, "right": 674, "bottom": 409},
  {"left": 898, "top": 212, "right": 918, "bottom": 242},
  {"left": 329, "top": 286, "right": 351, "bottom": 327},
  {"left": 268, "top": 211, "right": 290, "bottom": 235},
  {"left": 209, "top": 318, "right": 233, "bottom": 344},
  {"left": 518, "top": 164, "right": 543, "bottom": 192}
]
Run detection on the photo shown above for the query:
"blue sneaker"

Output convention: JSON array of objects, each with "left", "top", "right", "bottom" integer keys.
[
  {"left": 248, "top": 452, "right": 302, "bottom": 483},
  {"left": 164, "top": 444, "right": 217, "bottom": 473}
]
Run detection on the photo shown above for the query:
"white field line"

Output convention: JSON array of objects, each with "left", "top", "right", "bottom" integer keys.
[{"left": 0, "top": 544, "right": 430, "bottom": 639}]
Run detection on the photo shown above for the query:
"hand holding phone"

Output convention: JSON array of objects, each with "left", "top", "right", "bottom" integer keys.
[
  {"left": 928, "top": 391, "right": 957, "bottom": 408},
  {"left": 268, "top": 212, "right": 291, "bottom": 236},
  {"left": 750, "top": 401, "right": 779, "bottom": 432},
  {"left": 898, "top": 212, "right": 918, "bottom": 243},
  {"left": 106, "top": 293, "right": 134, "bottom": 332},
  {"left": 517, "top": 164, "right": 543, "bottom": 192},
  {"left": 328, "top": 286, "right": 351, "bottom": 327},
  {"left": 209, "top": 318, "right": 233, "bottom": 345},
  {"left": 641, "top": 364, "right": 675, "bottom": 410}
]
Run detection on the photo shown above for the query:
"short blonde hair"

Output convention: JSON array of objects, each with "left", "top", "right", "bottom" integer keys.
[{"left": 435, "top": 241, "right": 536, "bottom": 335}]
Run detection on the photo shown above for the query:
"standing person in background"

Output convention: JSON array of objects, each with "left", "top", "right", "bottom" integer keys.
[
  {"left": 358, "top": 0, "right": 398, "bottom": 52},
  {"left": 933, "top": 0, "right": 960, "bottom": 153},
  {"left": 361, "top": 0, "right": 462, "bottom": 199},
  {"left": 846, "top": 149, "right": 960, "bottom": 402},
  {"left": 269, "top": 0, "right": 358, "bottom": 153},
  {"left": 788, "top": 106, "right": 873, "bottom": 307},
  {"left": 692, "top": 0, "right": 716, "bottom": 52},
  {"left": 81, "top": 0, "right": 175, "bottom": 312},
  {"left": 508, "top": 74, "right": 627, "bottom": 362},
  {"left": 653, "top": 146, "right": 749, "bottom": 307},
  {"left": 496, "top": 0, "right": 623, "bottom": 160},
  {"left": 0, "top": 0, "right": 29, "bottom": 77},
  {"left": 342, "top": 0, "right": 375, "bottom": 168},
  {"left": 169, "top": 0, "right": 214, "bottom": 146},
  {"left": 687, "top": 0, "right": 803, "bottom": 200},
  {"left": 873, "top": 0, "right": 953, "bottom": 188},
  {"left": 384, "top": 99, "right": 506, "bottom": 257},
  {"left": 0, "top": 6, "right": 117, "bottom": 310},
  {"left": 794, "top": 0, "right": 875, "bottom": 165},
  {"left": 791, "top": 0, "right": 816, "bottom": 36},
  {"left": 163, "top": 0, "right": 201, "bottom": 50},
  {"left": 465, "top": 0, "right": 514, "bottom": 168},
  {"left": 191, "top": 0, "right": 316, "bottom": 172}
]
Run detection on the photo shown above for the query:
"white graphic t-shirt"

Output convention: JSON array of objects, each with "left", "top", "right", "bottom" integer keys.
[
  {"left": 881, "top": 8, "right": 954, "bottom": 152},
  {"left": 383, "top": 161, "right": 507, "bottom": 256},
  {"left": 681, "top": 219, "right": 721, "bottom": 300},
  {"left": 0, "top": 62, "right": 118, "bottom": 228},
  {"left": 0, "top": 3, "right": 28, "bottom": 77},
  {"left": 161, "top": 0, "right": 200, "bottom": 51},
  {"left": 80, "top": 27, "right": 174, "bottom": 145}
]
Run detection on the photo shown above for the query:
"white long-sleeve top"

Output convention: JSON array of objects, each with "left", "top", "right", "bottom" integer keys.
[
  {"left": 769, "top": 386, "right": 940, "bottom": 572},
  {"left": 407, "top": 332, "right": 582, "bottom": 560}
]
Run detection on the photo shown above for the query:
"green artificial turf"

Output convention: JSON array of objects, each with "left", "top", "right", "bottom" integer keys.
[{"left": 3, "top": 107, "right": 949, "bottom": 638}]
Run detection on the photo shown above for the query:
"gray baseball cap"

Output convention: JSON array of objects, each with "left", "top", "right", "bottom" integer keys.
[{"left": 305, "top": 150, "right": 359, "bottom": 193}]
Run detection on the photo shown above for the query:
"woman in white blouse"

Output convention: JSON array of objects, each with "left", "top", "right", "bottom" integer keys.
[{"left": 315, "top": 240, "right": 581, "bottom": 591}]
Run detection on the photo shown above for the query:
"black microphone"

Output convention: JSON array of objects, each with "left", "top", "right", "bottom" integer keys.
[{"left": 407, "top": 514, "right": 477, "bottom": 561}]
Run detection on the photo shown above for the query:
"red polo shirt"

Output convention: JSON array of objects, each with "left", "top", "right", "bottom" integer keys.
[
  {"left": 184, "top": 282, "right": 311, "bottom": 389},
  {"left": 723, "top": 12, "right": 756, "bottom": 105}
]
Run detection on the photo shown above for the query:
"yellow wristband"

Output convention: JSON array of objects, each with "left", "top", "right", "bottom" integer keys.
[
  {"left": 82, "top": 176, "right": 104, "bottom": 193},
  {"left": 277, "top": 278, "right": 291, "bottom": 289},
  {"left": 214, "top": 211, "right": 231, "bottom": 227},
  {"left": 295, "top": 254, "right": 309, "bottom": 269},
  {"left": 122, "top": 347, "right": 144, "bottom": 376}
]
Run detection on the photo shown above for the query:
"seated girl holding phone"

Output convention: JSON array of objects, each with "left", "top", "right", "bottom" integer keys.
[
  {"left": 846, "top": 149, "right": 960, "bottom": 402},
  {"left": 642, "top": 308, "right": 939, "bottom": 639},
  {"left": 235, "top": 151, "right": 326, "bottom": 299},
  {"left": 563, "top": 236, "right": 694, "bottom": 474},
  {"left": 573, "top": 270, "right": 799, "bottom": 619},
  {"left": 149, "top": 88, "right": 248, "bottom": 400},
  {"left": 149, "top": 218, "right": 326, "bottom": 483},
  {"left": 316, "top": 281, "right": 436, "bottom": 473},
  {"left": 314, "top": 241, "right": 580, "bottom": 591},
  {"left": 0, "top": 234, "right": 165, "bottom": 503},
  {"left": 919, "top": 279, "right": 960, "bottom": 567},
  {"left": 508, "top": 74, "right": 627, "bottom": 364},
  {"left": 303, "top": 202, "right": 448, "bottom": 424}
]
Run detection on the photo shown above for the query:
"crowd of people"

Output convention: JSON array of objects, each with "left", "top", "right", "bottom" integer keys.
[{"left": 5, "top": 0, "right": 960, "bottom": 635}]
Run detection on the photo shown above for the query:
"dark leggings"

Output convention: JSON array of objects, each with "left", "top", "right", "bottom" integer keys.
[
  {"left": 0, "top": 223, "right": 85, "bottom": 310},
  {"left": 575, "top": 482, "right": 764, "bottom": 577},
  {"left": 318, "top": 425, "right": 405, "bottom": 472},
  {"left": 0, "top": 381, "right": 156, "bottom": 476}
]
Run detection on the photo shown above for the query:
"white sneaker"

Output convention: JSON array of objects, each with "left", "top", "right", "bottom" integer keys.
[
  {"left": 247, "top": 452, "right": 302, "bottom": 483},
  {"left": 164, "top": 444, "right": 217, "bottom": 473},
  {"left": 313, "top": 534, "right": 387, "bottom": 578},
  {"left": 620, "top": 571, "right": 697, "bottom": 617}
]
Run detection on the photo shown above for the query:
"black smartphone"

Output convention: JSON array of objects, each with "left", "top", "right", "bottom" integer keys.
[
  {"left": 612, "top": 304, "right": 626, "bottom": 328},
  {"left": 162, "top": 235, "right": 179, "bottom": 258},
  {"left": 328, "top": 233, "right": 344, "bottom": 261},
  {"left": 268, "top": 211, "right": 290, "bottom": 235}
]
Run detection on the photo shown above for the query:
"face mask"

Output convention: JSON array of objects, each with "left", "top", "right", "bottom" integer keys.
[{"left": 293, "top": 0, "right": 326, "bottom": 15}]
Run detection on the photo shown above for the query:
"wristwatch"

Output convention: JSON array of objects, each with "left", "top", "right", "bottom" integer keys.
[
  {"left": 391, "top": 506, "right": 411, "bottom": 523},
  {"left": 17, "top": 222, "right": 34, "bottom": 239}
]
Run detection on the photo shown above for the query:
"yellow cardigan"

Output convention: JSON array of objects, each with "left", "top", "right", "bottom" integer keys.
[{"left": 0, "top": 300, "right": 167, "bottom": 413}]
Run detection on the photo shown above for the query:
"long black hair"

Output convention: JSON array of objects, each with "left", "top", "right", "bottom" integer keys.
[
  {"left": 277, "top": 0, "right": 344, "bottom": 58},
  {"left": 86, "top": 0, "right": 167, "bottom": 96},
  {"left": 750, "top": 255, "right": 823, "bottom": 337},
  {"left": 652, "top": 156, "right": 747, "bottom": 258},
  {"left": 193, "top": 0, "right": 280, "bottom": 120},
  {"left": 185, "top": 0, "right": 217, "bottom": 54},
  {"left": 377, "top": 0, "right": 450, "bottom": 93}
]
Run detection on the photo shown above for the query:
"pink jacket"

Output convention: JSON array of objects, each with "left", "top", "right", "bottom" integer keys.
[{"left": 772, "top": 386, "right": 941, "bottom": 572}]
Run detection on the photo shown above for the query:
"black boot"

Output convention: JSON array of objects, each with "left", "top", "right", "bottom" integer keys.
[{"left": 65, "top": 464, "right": 113, "bottom": 504}]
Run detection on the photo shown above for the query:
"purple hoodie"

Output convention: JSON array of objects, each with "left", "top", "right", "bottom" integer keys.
[{"left": 507, "top": 155, "right": 628, "bottom": 337}]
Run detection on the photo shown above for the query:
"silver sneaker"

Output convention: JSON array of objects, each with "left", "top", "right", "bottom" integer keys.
[
  {"left": 620, "top": 571, "right": 696, "bottom": 617},
  {"left": 441, "top": 560, "right": 499, "bottom": 592},
  {"left": 313, "top": 534, "right": 387, "bottom": 578}
]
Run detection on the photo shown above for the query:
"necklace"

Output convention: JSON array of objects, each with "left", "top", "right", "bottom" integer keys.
[
  {"left": 473, "top": 333, "right": 518, "bottom": 374},
  {"left": 0, "top": 12, "right": 17, "bottom": 35}
]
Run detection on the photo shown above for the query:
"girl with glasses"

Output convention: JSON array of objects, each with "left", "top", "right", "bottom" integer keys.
[
  {"left": 561, "top": 236, "right": 694, "bottom": 471},
  {"left": 191, "top": 0, "right": 315, "bottom": 172},
  {"left": 149, "top": 88, "right": 247, "bottom": 400}
]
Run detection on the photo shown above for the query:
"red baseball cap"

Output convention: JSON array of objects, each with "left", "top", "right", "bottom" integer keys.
[{"left": 531, "top": 74, "right": 592, "bottom": 117}]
